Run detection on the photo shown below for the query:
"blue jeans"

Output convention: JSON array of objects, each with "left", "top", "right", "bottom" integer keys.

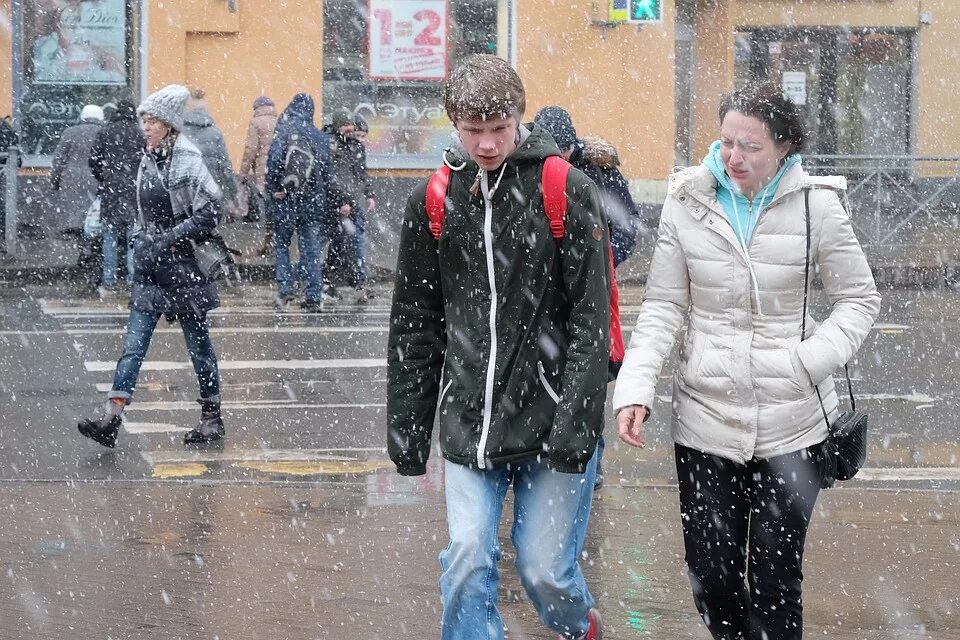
[
  {"left": 108, "top": 310, "right": 220, "bottom": 402},
  {"left": 439, "top": 452, "right": 598, "bottom": 640},
  {"left": 101, "top": 223, "right": 134, "bottom": 287},
  {"left": 274, "top": 219, "right": 329, "bottom": 302}
]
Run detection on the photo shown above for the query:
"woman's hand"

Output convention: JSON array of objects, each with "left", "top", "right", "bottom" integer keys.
[{"left": 618, "top": 405, "right": 650, "bottom": 448}]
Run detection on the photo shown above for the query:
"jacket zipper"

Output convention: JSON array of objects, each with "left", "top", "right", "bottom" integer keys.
[
  {"left": 537, "top": 361, "right": 560, "bottom": 404},
  {"left": 438, "top": 378, "right": 454, "bottom": 407},
  {"left": 476, "top": 171, "right": 498, "bottom": 469}
]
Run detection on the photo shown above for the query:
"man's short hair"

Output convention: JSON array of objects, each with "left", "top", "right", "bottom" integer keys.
[{"left": 444, "top": 54, "right": 526, "bottom": 124}]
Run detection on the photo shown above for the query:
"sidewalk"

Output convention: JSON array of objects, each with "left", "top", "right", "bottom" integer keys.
[{"left": 3, "top": 217, "right": 960, "bottom": 288}]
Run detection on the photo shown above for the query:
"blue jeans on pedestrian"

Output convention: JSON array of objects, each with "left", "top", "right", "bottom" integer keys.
[
  {"left": 274, "top": 219, "right": 329, "bottom": 303},
  {"left": 101, "top": 223, "right": 134, "bottom": 287},
  {"left": 439, "top": 451, "right": 598, "bottom": 640},
  {"left": 107, "top": 310, "right": 220, "bottom": 403}
]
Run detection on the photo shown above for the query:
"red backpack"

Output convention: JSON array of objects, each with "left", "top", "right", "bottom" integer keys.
[{"left": 425, "top": 156, "right": 625, "bottom": 378}]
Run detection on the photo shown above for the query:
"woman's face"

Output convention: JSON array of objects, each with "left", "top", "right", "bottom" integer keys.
[
  {"left": 141, "top": 115, "right": 171, "bottom": 151},
  {"left": 719, "top": 110, "right": 791, "bottom": 200}
]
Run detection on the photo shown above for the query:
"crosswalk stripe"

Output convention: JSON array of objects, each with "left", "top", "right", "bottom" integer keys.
[
  {"left": 84, "top": 358, "right": 384, "bottom": 372},
  {"left": 123, "top": 421, "right": 189, "bottom": 434},
  {"left": 125, "top": 400, "right": 385, "bottom": 411},
  {"left": 856, "top": 467, "right": 960, "bottom": 482}
]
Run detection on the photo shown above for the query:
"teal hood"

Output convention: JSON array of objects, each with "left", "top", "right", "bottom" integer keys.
[{"left": 704, "top": 140, "right": 801, "bottom": 248}]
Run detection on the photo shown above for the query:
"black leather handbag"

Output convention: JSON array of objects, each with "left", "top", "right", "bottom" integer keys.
[{"left": 801, "top": 190, "right": 868, "bottom": 489}]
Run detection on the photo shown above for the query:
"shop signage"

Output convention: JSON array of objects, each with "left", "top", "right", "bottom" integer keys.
[
  {"left": 368, "top": 0, "right": 449, "bottom": 81},
  {"left": 31, "top": 0, "right": 128, "bottom": 85},
  {"left": 782, "top": 71, "right": 807, "bottom": 106}
]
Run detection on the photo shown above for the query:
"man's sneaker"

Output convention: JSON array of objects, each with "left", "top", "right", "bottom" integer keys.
[
  {"left": 561, "top": 608, "right": 602, "bottom": 640},
  {"left": 323, "top": 286, "right": 341, "bottom": 302},
  {"left": 301, "top": 300, "right": 324, "bottom": 313}
]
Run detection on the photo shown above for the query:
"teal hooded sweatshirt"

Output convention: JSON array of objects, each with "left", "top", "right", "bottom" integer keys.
[{"left": 704, "top": 140, "right": 801, "bottom": 249}]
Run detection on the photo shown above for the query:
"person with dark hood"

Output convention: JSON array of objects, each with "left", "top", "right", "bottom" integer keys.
[
  {"left": 89, "top": 98, "right": 143, "bottom": 297},
  {"left": 322, "top": 108, "right": 376, "bottom": 303},
  {"left": 181, "top": 87, "right": 239, "bottom": 212},
  {"left": 265, "top": 93, "right": 342, "bottom": 312},
  {"left": 77, "top": 84, "right": 227, "bottom": 448},
  {"left": 534, "top": 105, "right": 643, "bottom": 490}
]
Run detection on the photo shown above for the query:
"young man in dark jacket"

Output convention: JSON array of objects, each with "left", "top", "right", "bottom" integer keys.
[{"left": 387, "top": 55, "right": 608, "bottom": 640}]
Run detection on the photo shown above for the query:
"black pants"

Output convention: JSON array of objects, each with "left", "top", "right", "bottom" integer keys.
[{"left": 675, "top": 442, "right": 823, "bottom": 640}]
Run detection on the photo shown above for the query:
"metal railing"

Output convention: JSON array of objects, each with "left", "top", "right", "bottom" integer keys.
[
  {"left": 805, "top": 155, "right": 960, "bottom": 246},
  {"left": 0, "top": 147, "right": 18, "bottom": 255}
]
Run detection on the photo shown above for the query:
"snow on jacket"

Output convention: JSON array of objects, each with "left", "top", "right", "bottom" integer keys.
[
  {"left": 49, "top": 120, "right": 102, "bottom": 230},
  {"left": 265, "top": 93, "right": 342, "bottom": 231},
  {"left": 181, "top": 105, "right": 239, "bottom": 204},
  {"left": 612, "top": 161, "right": 880, "bottom": 463},
  {"left": 131, "top": 134, "right": 222, "bottom": 316},
  {"left": 238, "top": 104, "right": 278, "bottom": 190},
  {"left": 89, "top": 100, "right": 143, "bottom": 227},
  {"left": 569, "top": 136, "right": 641, "bottom": 267},
  {"left": 387, "top": 124, "right": 611, "bottom": 476}
]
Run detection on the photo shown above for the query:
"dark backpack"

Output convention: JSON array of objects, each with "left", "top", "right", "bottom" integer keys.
[
  {"left": 425, "top": 156, "right": 625, "bottom": 378},
  {"left": 281, "top": 133, "right": 316, "bottom": 193}
]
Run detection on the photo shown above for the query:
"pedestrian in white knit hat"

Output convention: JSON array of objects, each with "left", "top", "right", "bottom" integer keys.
[
  {"left": 136, "top": 84, "right": 190, "bottom": 132},
  {"left": 80, "top": 104, "right": 104, "bottom": 123}
]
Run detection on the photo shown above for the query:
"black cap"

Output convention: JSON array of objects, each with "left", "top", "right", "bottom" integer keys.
[{"left": 534, "top": 106, "right": 577, "bottom": 150}]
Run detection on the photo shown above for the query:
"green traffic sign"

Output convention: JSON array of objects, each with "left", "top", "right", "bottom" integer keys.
[{"left": 629, "top": 0, "right": 662, "bottom": 22}]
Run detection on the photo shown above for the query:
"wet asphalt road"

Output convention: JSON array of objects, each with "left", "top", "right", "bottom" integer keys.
[{"left": 0, "top": 282, "right": 957, "bottom": 639}]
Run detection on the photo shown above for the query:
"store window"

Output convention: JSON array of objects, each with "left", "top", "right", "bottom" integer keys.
[
  {"left": 734, "top": 28, "right": 913, "bottom": 157},
  {"left": 323, "top": 0, "right": 504, "bottom": 168},
  {"left": 14, "top": 0, "right": 141, "bottom": 164}
]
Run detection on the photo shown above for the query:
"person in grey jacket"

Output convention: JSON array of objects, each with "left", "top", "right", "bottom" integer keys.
[
  {"left": 78, "top": 85, "right": 226, "bottom": 449},
  {"left": 614, "top": 83, "right": 880, "bottom": 640},
  {"left": 181, "top": 88, "right": 239, "bottom": 209},
  {"left": 50, "top": 104, "right": 103, "bottom": 233}
]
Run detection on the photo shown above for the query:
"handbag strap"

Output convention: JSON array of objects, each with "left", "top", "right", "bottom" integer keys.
[{"left": 801, "top": 188, "right": 857, "bottom": 427}]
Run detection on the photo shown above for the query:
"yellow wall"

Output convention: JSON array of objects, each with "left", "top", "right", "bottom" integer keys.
[
  {"left": 518, "top": 1, "right": 677, "bottom": 180},
  {"left": 0, "top": 0, "right": 11, "bottom": 119},
  {"left": 147, "top": 0, "right": 324, "bottom": 169},
  {"left": 691, "top": 0, "right": 735, "bottom": 161},
  {"left": 912, "top": 0, "right": 960, "bottom": 157}
]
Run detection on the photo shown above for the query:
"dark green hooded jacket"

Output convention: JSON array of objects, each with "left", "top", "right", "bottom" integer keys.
[{"left": 387, "top": 124, "right": 611, "bottom": 475}]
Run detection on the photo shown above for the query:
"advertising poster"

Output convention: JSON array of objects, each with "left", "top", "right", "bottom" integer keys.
[
  {"left": 368, "top": 0, "right": 448, "bottom": 81},
  {"left": 30, "top": 0, "right": 128, "bottom": 85}
]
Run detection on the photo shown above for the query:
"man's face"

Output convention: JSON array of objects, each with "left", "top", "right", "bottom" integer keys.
[
  {"left": 454, "top": 115, "right": 519, "bottom": 171},
  {"left": 338, "top": 124, "right": 355, "bottom": 137}
]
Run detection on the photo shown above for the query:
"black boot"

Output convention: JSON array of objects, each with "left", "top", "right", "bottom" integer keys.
[
  {"left": 77, "top": 400, "right": 124, "bottom": 448},
  {"left": 184, "top": 399, "right": 225, "bottom": 444}
]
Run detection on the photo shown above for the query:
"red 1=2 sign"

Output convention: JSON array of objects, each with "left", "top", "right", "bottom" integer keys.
[{"left": 368, "top": 0, "right": 449, "bottom": 81}]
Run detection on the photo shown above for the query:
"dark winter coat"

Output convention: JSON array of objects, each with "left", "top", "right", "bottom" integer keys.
[
  {"left": 130, "top": 134, "right": 221, "bottom": 317},
  {"left": 569, "top": 136, "right": 640, "bottom": 267},
  {"left": 49, "top": 119, "right": 102, "bottom": 230},
  {"left": 181, "top": 105, "right": 239, "bottom": 204},
  {"left": 266, "top": 94, "right": 341, "bottom": 232},
  {"left": 89, "top": 100, "right": 143, "bottom": 227},
  {"left": 387, "top": 124, "right": 611, "bottom": 476},
  {"left": 323, "top": 126, "right": 375, "bottom": 209}
]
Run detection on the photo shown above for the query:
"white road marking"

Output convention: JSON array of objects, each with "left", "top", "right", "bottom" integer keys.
[
  {"left": 0, "top": 326, "right": 390, "bottom": 336},
  {"left": 84, "top": 358, "right": 384, "bottom": 372},
  {"left": 123, "top": 421, "right": 189, "bottom": 434},
  {"left": 856, "top": 467, "right": 960, "bottom": 482},
  {"left": 125, "top": 400, "right": 385, "bottom": 411},
  {"left": 143, "top": 447, "right": 386, "bottom": 465}
]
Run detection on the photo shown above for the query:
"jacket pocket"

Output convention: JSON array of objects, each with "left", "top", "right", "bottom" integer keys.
[
  {"left": 788, "top": 342, "right": 816, "bottom": 394},
  {"left": 680, "top": 331, "right": 706, "bottom": 386},
  {"left": 537, "top": 361, "right": 560, "bottom": 404}
]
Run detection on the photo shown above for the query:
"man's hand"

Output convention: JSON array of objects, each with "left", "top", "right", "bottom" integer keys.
[
  {"left": 618, "top": 405, "right": 649, "bottom": 448},
  {"left": 273, "top": 191, "right": 286, "bottom": 201},
  {"left": 339, "top": 203, "right": 352, "bottom": 217},
  {"left": 366, "top": 197, "right": 376, "bottom": 212}
]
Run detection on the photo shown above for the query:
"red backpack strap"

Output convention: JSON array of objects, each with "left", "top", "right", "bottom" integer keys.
[
  {"left": 425, "top": 165, "right": 451, "bottom": 240},
  {"left": 541, "top": 156, "right": 570, "bottom": 240}
]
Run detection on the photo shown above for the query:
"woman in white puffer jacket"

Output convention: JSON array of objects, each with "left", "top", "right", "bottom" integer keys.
[{"left": 614, "top": 83, "right": 880, "bottom": 640}]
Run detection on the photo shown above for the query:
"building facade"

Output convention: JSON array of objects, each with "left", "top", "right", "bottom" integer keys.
[{"left": 1, "top": 0, "right": 958, "bottom": 195}]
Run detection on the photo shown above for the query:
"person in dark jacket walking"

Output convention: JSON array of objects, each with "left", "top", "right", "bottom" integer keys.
[
  {"left": 387, "top": 55, "right": 608, "bottom": 640},
  {"left": 322, "top": 109, "right": 376, "bottom": 303},
  {"left": 89, "top": 98, "right": 143, "bottom": 296},
  {"left": 534, "top": 105, "right": 643, "bottom": 490},
  {"left": 77, "top": 84, "right": 226, "bottom": 448},
  {"left": 266, "top": 93, "right": 341, "bottom": 312}
]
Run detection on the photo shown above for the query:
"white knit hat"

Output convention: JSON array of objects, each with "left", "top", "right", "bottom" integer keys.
[
  {"left": 137, "top": 84, "right": 190, "bottom": 131},
  {"left": 80, "top": 105, "right": 104, "bottom": 122}
]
